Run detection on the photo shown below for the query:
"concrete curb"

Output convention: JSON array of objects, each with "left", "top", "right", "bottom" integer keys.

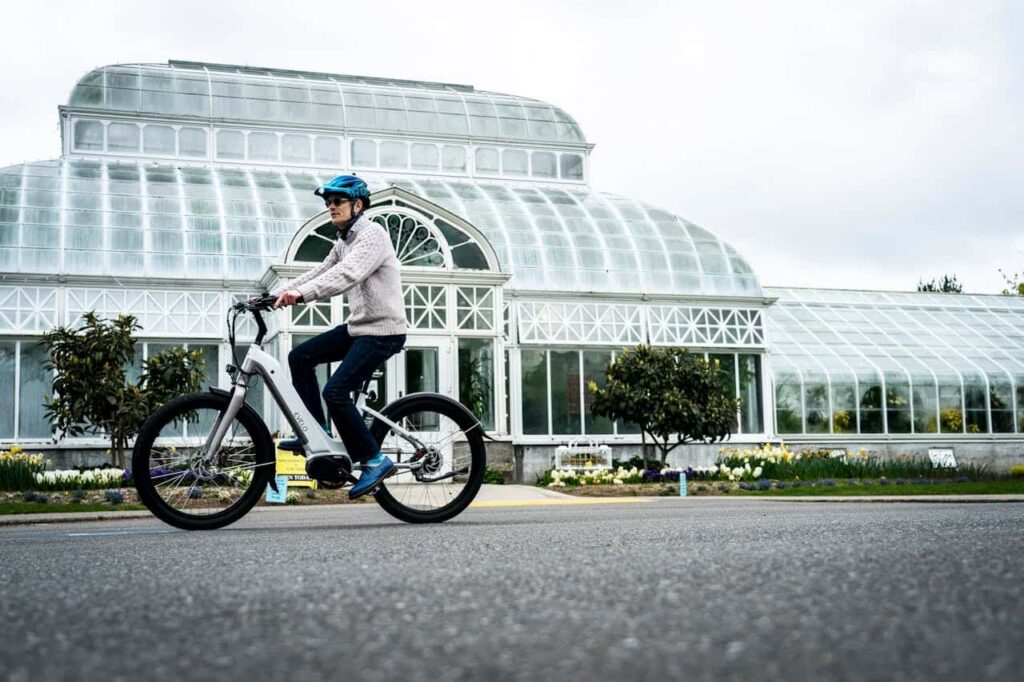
[{"left": 3, "top": 491, "right": 1023, "bottom": 526}]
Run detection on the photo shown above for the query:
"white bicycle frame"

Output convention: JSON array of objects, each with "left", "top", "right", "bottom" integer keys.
[{"left": 203, "top": 342, "right": 430, "bottom": 470}]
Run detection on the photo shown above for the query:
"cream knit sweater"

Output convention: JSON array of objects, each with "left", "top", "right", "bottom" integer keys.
[{"left": 274, "top": 215, "right": 407, "bottom": 336}]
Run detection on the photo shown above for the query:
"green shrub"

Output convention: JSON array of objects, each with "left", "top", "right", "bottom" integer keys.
[
  {"left": 1010, "top": 465, "right": 1024, "bottom": 479},
  {"left": 483, "top": 468, "right": 506, "bottom": 485}
]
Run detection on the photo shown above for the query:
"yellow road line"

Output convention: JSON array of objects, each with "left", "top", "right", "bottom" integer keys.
[{"left": 470, "top": 498, "right": 653, "bottom": 508}]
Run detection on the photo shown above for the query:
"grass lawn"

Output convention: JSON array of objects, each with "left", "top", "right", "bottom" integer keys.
[
  {"left": 725, "top": 479, "right": 1024, "bottom": 496},
  {"left": 0, "top": 503, "right": 146, "bottom": 515}
]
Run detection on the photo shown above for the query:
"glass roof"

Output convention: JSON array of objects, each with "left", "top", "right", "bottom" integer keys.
[
  {"left": 764, "top": 286, "right": 1024, "bottom": 393},
  {"left": 68, "top": 62, "right": 587, "bottom": 146},
  {"left": 0, "top": 159, "right": 761, "bottom": 297}
]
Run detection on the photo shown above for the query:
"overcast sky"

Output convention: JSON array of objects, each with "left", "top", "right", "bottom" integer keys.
[{"left": 1, "top": 0, "right": 1020, "bottom": 294}]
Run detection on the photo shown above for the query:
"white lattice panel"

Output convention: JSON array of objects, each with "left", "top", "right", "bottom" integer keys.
[
  {"left": 291, "top": 300, "right": 332, "bottom": 328},
  {"left": 0, "top": 286, "right": 58, "bottom": 333},
  {"left": 516, "top": 301, "right": 645, "bottom": 345},
  {"left": 456, "top": 286, "right": 495, "bottom": 331},
  {"left": 648, "top": 306, "right": 764, "bottom": 347},
  {"left": 66, "top": 288, "right": 224, "bottom": 338},
  {"left": 404, "top": 284, "right": 447, "bottom": 330}
]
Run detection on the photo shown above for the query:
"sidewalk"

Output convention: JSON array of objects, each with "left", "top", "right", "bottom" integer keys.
[
  {"left": 0, "top": 485, "right": 579, "bottom": 526},
  {"left": 3, "top": 487, "right": 1023, "bottom": 526}
]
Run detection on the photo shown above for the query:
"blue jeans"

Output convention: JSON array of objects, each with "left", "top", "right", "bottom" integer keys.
[{"left": 288, "top": 325, "right": 406, "bottom": 462}]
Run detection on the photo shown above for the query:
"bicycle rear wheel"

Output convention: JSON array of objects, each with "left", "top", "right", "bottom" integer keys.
[
  {"left": 370, "top": 394, "right": 486, "bottom": 523},
  {"left": 132, "top": 392, "right": 275, "bottom": 530}
]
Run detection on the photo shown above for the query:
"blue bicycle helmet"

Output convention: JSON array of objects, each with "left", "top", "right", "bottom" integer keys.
[{"left": 314, "top": 175, "right": 371, "bottom": 205}]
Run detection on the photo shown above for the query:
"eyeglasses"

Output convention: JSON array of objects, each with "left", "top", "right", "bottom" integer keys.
[{"left": 324, "top": 196, "right": 351, "bottom": 208}]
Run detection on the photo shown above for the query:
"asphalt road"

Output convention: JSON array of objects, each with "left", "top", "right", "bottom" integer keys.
[{"left": 0, "top": 499, "right": 1021, "bottom": 682}]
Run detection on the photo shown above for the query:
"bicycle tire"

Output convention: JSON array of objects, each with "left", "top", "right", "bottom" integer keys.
[
  {"left": 370, "top": 393, "right": 486, "bottom": 523},
  {"left": 132, "top": 391, "right": 275, "bottom": 531}
]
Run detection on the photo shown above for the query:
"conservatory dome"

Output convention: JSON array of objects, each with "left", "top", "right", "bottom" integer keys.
[
  {"left": 67, "top": 61, "right": 588, "bottom": 146},
  {"left": 0, "top": 158, "right": 761, "bottom": 297}
]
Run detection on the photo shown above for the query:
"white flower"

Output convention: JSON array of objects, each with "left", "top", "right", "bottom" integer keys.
[{"left": 752, "top": 467, "right": 763, "bottom": 478}]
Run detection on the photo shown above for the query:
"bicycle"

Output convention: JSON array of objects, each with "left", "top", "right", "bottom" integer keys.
[{"left": 132, "top": 294, "right": 487, "bottom": 531}]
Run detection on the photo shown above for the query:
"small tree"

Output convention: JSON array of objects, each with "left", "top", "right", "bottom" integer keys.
[
  {"left": 41, "top": 312, "right": 205, "bottom": 468},
  {"left": 588, "top": 345, "right": 740, "bottom": 466},
  {"left": 999, "top": 269, "right": 1024, "bottom": 296},
  {"left": 917, "top": 274, "right": 963, "bottom": 293}
]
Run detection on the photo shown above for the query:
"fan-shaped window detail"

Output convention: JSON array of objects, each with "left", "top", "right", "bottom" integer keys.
[
  {"left": 372, "top": 212, "right": 445, "bottom": 268},
  {"left": 289, "top": 194, "right": 495, "bottom": 273}
]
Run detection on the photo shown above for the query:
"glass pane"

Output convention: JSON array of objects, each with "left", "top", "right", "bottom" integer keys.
[
  {"left": 458, "top": 338, "right": 493, "bottom": 430},
  {"left": 179, "top": 127, "right": 207, "bottom": 158},
  {"left": 738, "top": 354, "right": 763, "bottom": 433},
  {"left": 938, "top": 382, "right": 963, "bottom": 433},
  {"left": 550, "top": 350, "right": 581, "bottom": 434},
  {"left": 964, "top": 376, "right": 988, "bottom": 433},
  {"left": 520, "top": 349, "right": 548, "bottom": 435},
  {"left": 74, "top": 120, "right": 104, "bottom": 151},
  {"left": 351, "top": 139, "right": 376, "bottom": 166},
  {"left": 107, "top": 122, "right": 139, "bottom": 152},
  {"left": 314, "top": 136, "right": 341, "bottom": 165},
  {"left": 502, "top": 149, "right": 528, "bottom": 176},
  {"left": 411, "top": 144, "right": 440, "bottom": 171},
  {"left": 442, "top": 145, "right": 466, "bottom": 172},
  {"left": 144, "top": 125, "right": 176, "bottom": 155},
  {"left": 804, "top": 380, "right": 829, "bottom": 434},
  {"left": 380, "top": 141, "right": 408, "bottom": 169},
  {"left": 281, "top": 134, "right": 311, "bottom": 163},
  {"left": 247, "top": 132, "right": 279, "bottom": 162},
  {"left": 18, "top": 342, "right": 52, "bottom": 438},
  {"left": 583, "top": 350, "right": 613, "bottom": 434},
  {"left": 711, "top": 353, "right": 739, "bottom": 432},
  {"left": 405, "top": 347, "right": 439, "bottom": 430},
  {"left": 532, "top": 151, "right": 557, "bottom": 178},
  {"left": 775, "top": 373, "right": 803, "bottom": 434},
  {"left": 831, "top": 381, "right": 856, "bottom": 434},
  {"left": 859, "top": 378, "right": 883, "bottom": 433},
  {"left": 560, "top": 153, "right": 584, "bottom": 180},
  {"left": 0, "top": 342, "right": 15, "bottom": 438},
  {"left": 216, "top": 130, "right": 245, "bottom": 160},
  {"left": 885, "top": 374, "right": 912, "bottom": 434},
  {"left": 912, "top": 380, "right": 938, "bottom": 433},
  {"left": 475, "top": 147, "right": 499, "bottom": 173},
  {"left": 990, "top": 377, "right": 1014, "bottom": 433}
]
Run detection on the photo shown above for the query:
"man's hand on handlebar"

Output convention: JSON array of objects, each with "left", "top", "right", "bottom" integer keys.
[{"left": 273, "top": 290, "right": 303, "bottom": 309}]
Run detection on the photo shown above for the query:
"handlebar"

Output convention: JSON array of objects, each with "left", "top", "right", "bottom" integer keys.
[{"left": 233, "top": 293, "right": 278, "bottom": 313}]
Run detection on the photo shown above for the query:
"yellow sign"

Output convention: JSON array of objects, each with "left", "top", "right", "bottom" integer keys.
[{"left": 275, "top": 445, "right": 317, "bottom": 489}]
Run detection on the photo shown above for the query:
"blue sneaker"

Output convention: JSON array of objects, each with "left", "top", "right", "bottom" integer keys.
[{"left": 348, "top": 454, "right": 395, "bottom": 499}]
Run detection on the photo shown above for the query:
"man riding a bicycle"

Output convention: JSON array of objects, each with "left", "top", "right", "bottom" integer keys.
[{"left": 271, "top": 175, "right": 407, "bottom": 499}]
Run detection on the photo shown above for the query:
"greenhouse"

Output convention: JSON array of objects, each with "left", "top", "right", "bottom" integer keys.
[{"left": 1, "top": 61, "right": 1022, "bottom": 473}]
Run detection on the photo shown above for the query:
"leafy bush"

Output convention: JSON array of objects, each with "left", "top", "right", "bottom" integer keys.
[
  {"left": 42, "top": 313, "right": 205, "bottom": 467},
  {"left": 1010, "top": 465, "right": 1024, "bottom": 479},
  {"left": 483, "top": 468, "right": 505, "bottom": 485},
  {"left": 104, "top": 490, "right": 125, "bottom": 504},
  {"left": 589, "top": 345, "right": 739, "bottom": 465}
]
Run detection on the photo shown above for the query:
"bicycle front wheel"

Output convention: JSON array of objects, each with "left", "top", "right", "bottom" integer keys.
[
  {"left": 132, "top": 392, "right": 275, "bottom": 530},
  {"left": 370, "top": 394, "right": 486, "bottom": 523}
]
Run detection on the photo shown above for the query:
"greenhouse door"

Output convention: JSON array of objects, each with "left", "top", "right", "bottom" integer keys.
[
  {"left": 381, "top": 337, "right": 456, "bottom": 471},
  {"left": 388, "top": 337, "right": 453, "bottom": 401}
]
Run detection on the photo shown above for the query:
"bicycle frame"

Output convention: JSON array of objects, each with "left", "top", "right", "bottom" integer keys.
[{"left": 203, "top": 340, "right": 430, "bottom": 468}]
